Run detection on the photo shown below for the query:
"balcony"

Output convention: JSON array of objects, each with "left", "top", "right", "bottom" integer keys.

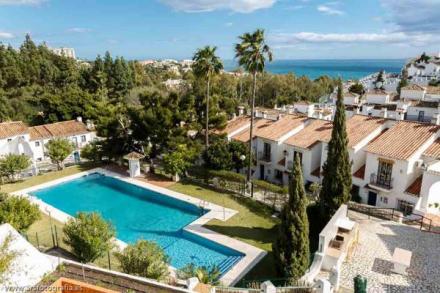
[
  {"left": 258, "top": 151, "right": 271, "bottom": 162},
  {"left": 369, "top": 173, "right": 393, "bottom": 191}
]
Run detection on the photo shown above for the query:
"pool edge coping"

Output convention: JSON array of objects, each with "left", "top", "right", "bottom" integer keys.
[{"left": 12, "top": 168, "right": 267, "bottom": 286}]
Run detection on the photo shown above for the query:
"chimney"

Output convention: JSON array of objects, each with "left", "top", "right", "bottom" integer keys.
[
  {"left": 381, "top": 108, "right": 388, "bottom": 119},
  {"left": 76, "top": 116, "right": 83, "bottom": 123},
  {"left": 238, "top": 106, "right": 245, "bottom": 116},
  {"left": 232, "top": 113, "right": 237, "bottom": 120},
  {"left": 431, "top": 113, "right": 440, "bottom": 125},
  {"left": 287, "top": 105, "right": 294, "bottom": 114}
]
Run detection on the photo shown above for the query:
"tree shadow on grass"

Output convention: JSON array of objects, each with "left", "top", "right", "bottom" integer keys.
[{"left": 204, "top": 224, "right": 277, "bottom": 246}]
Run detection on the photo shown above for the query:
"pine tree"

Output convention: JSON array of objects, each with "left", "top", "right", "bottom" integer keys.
[
  {"left": 397, "top": 68, "right": 409, "bottom": 96},
  {"left": 273, "top": 153, "right": 310, "bottom": 281},
  {"left": 319, "top": 81, "right": 352, "bottom": 221}
]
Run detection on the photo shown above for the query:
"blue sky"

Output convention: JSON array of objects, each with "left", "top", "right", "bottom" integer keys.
[{"left": 0, "top": 0, "right": 439, "bottom": 60}]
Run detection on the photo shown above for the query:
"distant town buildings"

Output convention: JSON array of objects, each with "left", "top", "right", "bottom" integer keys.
[{"left": 49, "top": 47, "right": 76, "bottom": 59}]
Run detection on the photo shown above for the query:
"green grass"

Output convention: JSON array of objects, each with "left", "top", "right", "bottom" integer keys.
[
  {"left": 8, "top": 164, "right": 280, "bottom": 282},
  {"left": 0, "top": 163, "right": 98, "bottom": 194},
  {"left": 169, "top": 180, "right": 280, "bottom": 281}
]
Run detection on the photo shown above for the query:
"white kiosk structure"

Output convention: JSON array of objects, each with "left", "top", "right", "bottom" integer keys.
[{"left": 124, "top": 152, "right": 145, "bottom": 178}]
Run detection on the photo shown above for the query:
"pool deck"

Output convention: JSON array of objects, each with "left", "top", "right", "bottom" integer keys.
[{"left": 13, "top": 168, "right": 267, "bottom": 286}]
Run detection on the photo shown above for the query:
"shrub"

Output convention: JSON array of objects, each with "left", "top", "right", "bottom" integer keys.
[
  {"left": 80, "top": 141, "right": 104, "bottom": 163},
  {"left": 0, "top": 154, "right": 30, "bottom": 182},
  {"left": 203, "top": 140, "right": 233, "bottom": 170},
  {"left": 115, "top": 240, "right": 169, "bottom": 281},
  {"left": 46, "top": 138, "right": 75, "bottom": 170},
  {"left": 252, "top": 179, "right": 287, "bottom": 194},
  {"left": 177, "top": 263, "right": 221, "bottom": 285},
  {"left": 0, "top": 194, "right": 41, "bottom": 232},
  {"left": 163, "top": 144, "right": 196, "bottom": 176},
  {"left": 209, "top": 169, "right": 246, "bottom": 183},
  {"left": 63, "top": 212, "right": 115, "bottom": 263}
]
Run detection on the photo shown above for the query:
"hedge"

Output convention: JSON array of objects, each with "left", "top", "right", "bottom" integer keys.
[
  {"left": 208, "top": 170, "right": 246, "bottom": 183},
  {"left": 252, "top": 179, "right": 288, "bottom": 194}
]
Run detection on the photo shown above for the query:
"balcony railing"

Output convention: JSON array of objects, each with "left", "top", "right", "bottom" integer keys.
[
  {"left": 258, "top": 151, "right": 271, "bottom": 162},
  {"left": 370, "top": 173, "right": 393, "bottom": 190}
]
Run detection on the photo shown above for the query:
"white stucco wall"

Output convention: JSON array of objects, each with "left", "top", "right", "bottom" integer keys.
[
  {"left": 401, "top": 89, "right": 426, "bottom": 100},
  {"left": 366, "top": 94, "right": 390, "bottom": 104}
]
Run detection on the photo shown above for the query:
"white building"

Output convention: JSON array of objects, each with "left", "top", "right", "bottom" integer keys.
[
  {"left": 401, "top": 84, "right": 427, "bottom": 100},
  {"left": 406, "top": 53, "right": 440, "bottom": 77},
  {"left": 0, "top": 117, "right": 95, "bottom": 166},
  {"left": 50, "top": 47, "right": 76, "bottom": 59},
  {"left": 365, "top": 89, "right": 392, "bottom": 104},
  {"left": 220, "top": 111, "right": 440, "bottom": 217}
]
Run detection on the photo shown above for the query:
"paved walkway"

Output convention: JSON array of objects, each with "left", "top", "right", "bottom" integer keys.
[
  {"left": 340, "top": 211, "right": 440, "bottom": 292},
  {"left": 103, "top": 164, "right": 175, "bottom": 188}
]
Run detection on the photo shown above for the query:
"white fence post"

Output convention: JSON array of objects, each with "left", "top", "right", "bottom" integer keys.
[{"left": 261, "top": 281, "right": 276, "bottom": 293}]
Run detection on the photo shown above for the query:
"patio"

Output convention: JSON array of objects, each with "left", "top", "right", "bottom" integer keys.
[{"left": 340, "top": 210, "right": 440, "bottom": 292}]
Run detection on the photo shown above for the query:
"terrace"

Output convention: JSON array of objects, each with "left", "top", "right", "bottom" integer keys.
[{"left": 339, "top": 210, "right": 440, "bottom": 292}]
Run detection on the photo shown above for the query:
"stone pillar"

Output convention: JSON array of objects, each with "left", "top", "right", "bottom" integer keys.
[
  {"left": 261, "top": 281, "right": 276, "bottom": 293},
  {"left": 186, "top": 277, "right": 199, "bottom": 291},
  {"left": 314, "top": 278, "right": 332, "bottom": 293},
  {"left": 128, "top": 159, "right": 141, "bottom": 178}
]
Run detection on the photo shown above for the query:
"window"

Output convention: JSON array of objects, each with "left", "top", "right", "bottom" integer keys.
[
  {"left": 81, "top": 135, "right": 86, "bottom": 142},
  {"left": 37, "top": 157, "right": 42, "bottom": 162},
  {"left": 418, "top": 111, "right": 425, "bottom": 122},
  {"left": 397, "top": 199, "right": 414, "bottom": 215},
  {"left": 376, "top": 160, "right": 393, "bottom": 188},
  {"left": 7, "top": 138, "right": 11, "bottom": 142},
  {"left": 35, "top": 141, "right": 40, "bottom": 147}
]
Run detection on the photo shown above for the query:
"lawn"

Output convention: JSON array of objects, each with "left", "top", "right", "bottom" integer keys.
[
  {"left": 6, "top": 165, "right": 281, "bottom": 283},
  {"left": 169, "top": 180, "right": 280, "bottom": 283},
  {"left": 0, "top": 163, "right": 98, "bottom": 194}
]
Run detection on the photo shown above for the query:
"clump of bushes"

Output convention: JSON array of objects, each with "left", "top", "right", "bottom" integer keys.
[
  {"left": 0, "top": 194, "right": 40, "bottom": 232},
  {"left": 115, "top": 240, "right": 169, "bottom": 281},
  {"left": 63, "top": 212, "right": 115, "bottom": 263}
]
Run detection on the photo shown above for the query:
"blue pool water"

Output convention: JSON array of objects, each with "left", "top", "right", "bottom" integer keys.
[{"left": 31, "top": 173, "right": 243, "bottom": 273}]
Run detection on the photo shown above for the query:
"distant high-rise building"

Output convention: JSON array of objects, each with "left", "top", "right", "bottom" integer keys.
[{"left": 50, "top": 47, "right": 76, "bottom": 59}]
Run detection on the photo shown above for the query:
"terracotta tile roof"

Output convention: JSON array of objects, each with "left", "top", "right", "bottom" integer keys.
[
  {"left": 256, "top": 114, "right": 307, "bottom": 141},
  {"left": 423, "top": 138, "right": 440, "bottom": 159},
  {"left": 366, "top": 89, "right": 389, "bottom": 95},
  {"left": 366, "top": 121, "right": 440, "bottom": 160},
  {"left": 402, "top": 84, "right": 426, "bottom": 91},
  {"left": 231, "top": 119, "right": 273, "bottom": 143},
  {"left": 353, "top": 164, "right": 366, "bottom": 179},
  {"left": 0, "top": 121, "right": 28, "bottom": 139},
  {"left": 124, "top": 152, "right": 145, "bottom": 160},
  {"left": 216, "top": 116, "right": 251, "bottom": 135},
  {"left": 278, "top": 157, "right": 286, "bottom": 166},
  {"left": 405, "top": 175, "right": 423, "bottom": 197},
  {"left": 29, "top": 120, "right": 89, "bottom": 141},
  {"left": 426, "top": 86, "right": 440, "bottom": 95},
  {"left": 285, "top": 119, "right": 333, "bottom": 149},
  {"left": 323, "top": 115, "right": 386, "bottom": 148}
]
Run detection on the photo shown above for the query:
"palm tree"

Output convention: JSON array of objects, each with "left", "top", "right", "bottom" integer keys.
[
  {"left": 192, "top": 46, "right": 223, "bottom": 148},
  {"left": 235, "top": 29, "right": 273, "bottom": 183}
]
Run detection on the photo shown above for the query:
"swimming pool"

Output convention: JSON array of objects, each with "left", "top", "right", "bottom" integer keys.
[{"left": 31, "top": 173, "right": 243, "bottom": 274}]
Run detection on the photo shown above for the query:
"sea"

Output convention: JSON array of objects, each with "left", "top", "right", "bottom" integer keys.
[{"left": 223, "top": 59, "right": 406, "bottom": 80}]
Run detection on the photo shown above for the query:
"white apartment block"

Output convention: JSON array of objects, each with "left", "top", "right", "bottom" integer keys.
[
  {"left": 50, "top": 47, "right": 76, "bottom": 59},
  {"left": 221, "top": 112, "right": 440, "bottom": 217},
  {"left": 0, "top": 117, "right": 95, "bottom": 166}
]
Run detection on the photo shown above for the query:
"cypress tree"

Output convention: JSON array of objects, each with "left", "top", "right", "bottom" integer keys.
[
  {"left": 319, "top": 81, "right": 352, "bottom": 221},
  {"left": 273, "top": 153, "right": 310, "bottom": 281}
]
